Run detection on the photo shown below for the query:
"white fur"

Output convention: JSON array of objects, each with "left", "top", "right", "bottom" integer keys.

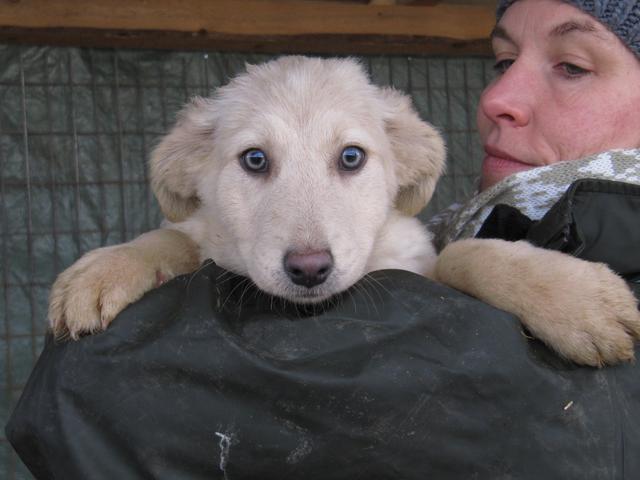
[
  {"left": 160, "top": 56, "right": 443, "bottom": 302},
  {"left": 49, "top": 56, "right": 445, "bottom": 336}
]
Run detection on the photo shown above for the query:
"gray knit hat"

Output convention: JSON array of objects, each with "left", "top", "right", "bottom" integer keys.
[{"left": 496, "top": 1, "right": 640, "bottom": 57}]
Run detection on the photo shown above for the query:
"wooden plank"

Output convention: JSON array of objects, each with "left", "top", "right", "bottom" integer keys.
[{"left": 0, "top": 0, "right": 496, "bottom": 55}]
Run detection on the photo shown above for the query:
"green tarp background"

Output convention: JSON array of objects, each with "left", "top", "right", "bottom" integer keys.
[{"left": 0, "top": 45, "right": 492, "bottom": 479}]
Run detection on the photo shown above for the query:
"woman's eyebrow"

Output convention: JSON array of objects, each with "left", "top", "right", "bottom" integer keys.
[
  {"left": 491, "top": 19, "right": 608, "bottom": 44},
  {"left": 490, "top": 25, "right": 512, "bottom": 43},
  {"left": 548, "top": 20, "right": 603, "bottom": 38}
]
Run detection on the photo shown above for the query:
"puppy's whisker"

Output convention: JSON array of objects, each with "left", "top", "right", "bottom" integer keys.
[
  {"left": 248, "top": 284, "right": 261, "bottom": 303},
  {"left": 185, "top": 260, "right": 218, "bottom": 291},
  {"left": 220, "top": 277, "right": 251, "bottom": 312},
  {"left": 293, "top": 301, "right": 302, "bottom": 320},
  {"left": 365, "top": 273, "right": 413, "bottom": 311},
  {"left": 329, "top": 294, "right": 340, "bottom": 311},
  {"left": 362, "top": 275, "right": 385, "bottom": 305},
  {"left": 320, "top": 297, "right": 330, "bottom": 313},
  {"left": 325, "top": 295, "right": 335, "bottom": 311},
  {"left": 215, "top": 269, "right": 235, "bottom": 282},
  {"left": 355, "top": 280, "right": 379, "bottom": 319},
  {"left": 364, "top": 274, "right": 393, "bottom": 298},
  {"left": 351, "top": 283, "right": 367, "bottom": 314},
  {"left": 236, "top": 279, "right": 257, "bottom": 316},
  {"left": 214, "top": 275, "right": 242, "bottom": 291},
  {"left": 345, "top": 287, "right": 358, "bottom": 314},
  {"left": 214, "top": 269, "right": 241, "bottom": 287},
  {"left": 365, "top": 278, "right": 385, "bottom": 319}
]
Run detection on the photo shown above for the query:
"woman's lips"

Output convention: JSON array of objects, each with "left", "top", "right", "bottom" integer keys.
[{"left": 480, "top": 148, "right": 535, "bottom": 190}]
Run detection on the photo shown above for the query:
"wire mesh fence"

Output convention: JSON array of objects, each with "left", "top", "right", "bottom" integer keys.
[{"left": 0, "top": 45, "right": 493, "bottom": 478}]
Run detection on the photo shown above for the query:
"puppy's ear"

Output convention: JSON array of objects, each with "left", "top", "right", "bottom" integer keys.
[
  {"left": 150, "top": 97, "right": 215, "bottom": 222},
  {"left": 380, "top": 87, "right": 446, "bottom": 216}
]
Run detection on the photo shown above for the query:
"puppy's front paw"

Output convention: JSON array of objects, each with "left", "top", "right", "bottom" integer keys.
[
  {"left": 436, "top": 239, "right": 640, "bottom": 367},
  {"left": 537, "top": 260, "right": 640, "bottom": 367},
  {"left": 48, "top": 245, "right": 161, "bottom": 340}
]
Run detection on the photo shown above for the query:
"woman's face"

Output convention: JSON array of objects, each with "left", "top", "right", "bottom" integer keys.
[{"left": 477, "top": 0, "right": 640, "bottom": 191}]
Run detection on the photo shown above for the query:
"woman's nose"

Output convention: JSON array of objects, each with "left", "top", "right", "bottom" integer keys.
[{"left": 479, "top": 61, "right": 534, "bottom": 128}]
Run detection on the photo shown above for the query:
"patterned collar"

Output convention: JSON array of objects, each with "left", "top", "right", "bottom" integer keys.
[{"left": 429, "top": 149, "right": 640, "bottom": 250}]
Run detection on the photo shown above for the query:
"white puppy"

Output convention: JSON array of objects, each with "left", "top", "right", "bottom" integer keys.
[
  {"left": 49, "top": 56, "right": 640, "bottom": 367},
  {"left": 154, "top": 57, "right": 444, "bottom": 303},
  {"left": 49, "top": 56, "right": 444, "bottom": 329}
]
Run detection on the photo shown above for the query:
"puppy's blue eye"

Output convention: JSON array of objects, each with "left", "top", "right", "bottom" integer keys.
[
  {"left": 240, "top": 149, "right": 268, "bottom": 173},
  {"left": 339, "top": 146, "right": 366, "bottom": 172}
]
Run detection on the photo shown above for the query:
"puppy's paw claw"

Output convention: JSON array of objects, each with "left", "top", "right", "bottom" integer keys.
[
  {"left": 47, "top": 246, "right": 160, "bottom": 340},
  {"left": 527, "top": 262, "right": 640, "bottom": 367}
]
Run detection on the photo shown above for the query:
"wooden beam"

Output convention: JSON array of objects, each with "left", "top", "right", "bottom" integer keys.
[{"left": 0, "top": 0, "right": 495, "bottom": 56}]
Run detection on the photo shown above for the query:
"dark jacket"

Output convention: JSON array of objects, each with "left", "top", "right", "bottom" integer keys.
[{"left": 7, "top": 179, "right": 640, "bottom": 480}]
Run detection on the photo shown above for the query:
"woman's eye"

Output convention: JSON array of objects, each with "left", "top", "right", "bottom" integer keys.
[
  {"left": 240, "top": 149, "right": 269, "bottom": 173},
  {"left": 339, "top": 146, "right": 366, "bottom": 172},
  {"left": 493, "top": 59, "right": 514, "bottom": 75},
  {"left": 557, "top": 62, "right": 590, "bottom": 78}
]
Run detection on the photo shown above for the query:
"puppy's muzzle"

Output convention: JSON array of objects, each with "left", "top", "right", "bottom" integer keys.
[{"left": 284, "top": 250, "right": 334, "bottom": 288}]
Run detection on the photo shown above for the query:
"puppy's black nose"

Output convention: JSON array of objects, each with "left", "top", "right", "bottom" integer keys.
[{"left": 284, "top": 250, "right": 333, "bottom": 288}]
